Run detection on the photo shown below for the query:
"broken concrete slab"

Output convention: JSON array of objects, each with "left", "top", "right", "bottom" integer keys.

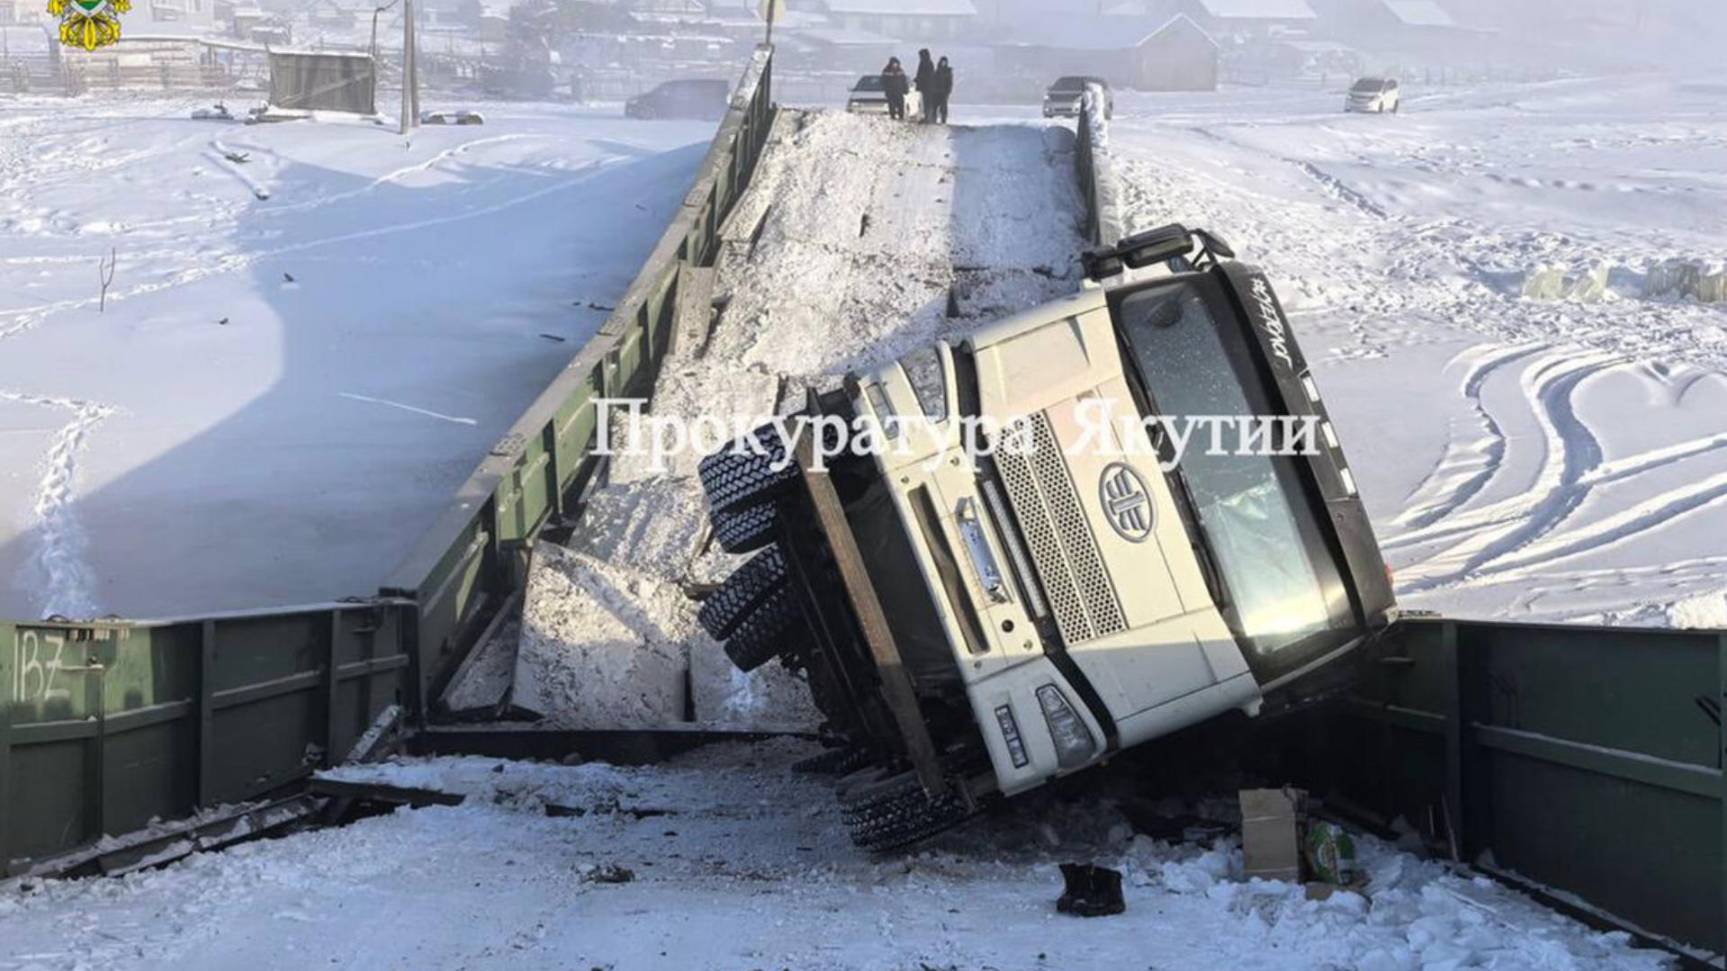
[{"left": 511, "top": 542, "right": 691, "bottom": 728}]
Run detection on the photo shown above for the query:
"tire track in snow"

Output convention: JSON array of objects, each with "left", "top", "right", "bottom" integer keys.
[
  {"left": 0, "top": 389, "right": 116, "bottom": 617},
  {"left": 1481, "top": 470, "right": 1727, "bottom": 582},
  {"left": 1390, "top": 349, "right": 1727, "bottom": 596},
  {"left": 1183, "top": 125, "right": 1390, "bottom": 220},
  {"left": 1292, "top": 159, "right": 1390, "bottom": 220},
  {"left": 1396, "top": 348, "right": 1615, "bottom": 590},
  {"left": 1116, "top": 112, "right": 1727, "bottom": 619},
  {"left": 1392, "top": 342, "right": 1545, "bottom": 533}
]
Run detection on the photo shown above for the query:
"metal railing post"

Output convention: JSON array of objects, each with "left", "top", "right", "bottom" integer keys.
[
  {"left": 83, "top": 657, "right": 106, "bottom": 841},
  {"left": 1440, "top": 620, "right": 1466, "bottom": 861},
  {"left": 197, "top": 620, "right": 217, "bottom": 805},
  {"left": 324, "top": 613, "right": 341, "bottom": 768},
  {"left": 0, "top": 624, "right": 12, "bottom": 866}
]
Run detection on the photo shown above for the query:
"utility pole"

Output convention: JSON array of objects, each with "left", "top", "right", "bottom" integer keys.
[
  {"left": 399, "top": 0, "right": 418, "bottom": 134},
  {"left": 759, "top": 0, "right": 781, "bottom": 46}
]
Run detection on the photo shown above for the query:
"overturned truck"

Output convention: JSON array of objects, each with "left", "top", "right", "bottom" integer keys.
[{"left": 695, "top": 226, "right": 1398, "bottom": 849}]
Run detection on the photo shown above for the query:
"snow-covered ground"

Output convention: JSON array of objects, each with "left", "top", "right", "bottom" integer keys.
[
  {"left": 0, "top": 739, "right": 1674, "bottom": 970},
  {"left": 0, "top": 96, "right": 715, "bottom": 620},
  {"left": 1105, "top": 76, "right": 1727, "bottom": 625}
]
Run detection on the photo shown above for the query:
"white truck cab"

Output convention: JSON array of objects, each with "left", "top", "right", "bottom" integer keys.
[{"left": 696, "top": 226, "right": 1396, "bottom": 849}]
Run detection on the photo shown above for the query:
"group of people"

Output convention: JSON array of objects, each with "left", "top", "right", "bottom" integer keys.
[{"left": 881, "top": 49, "right": 955, "bottom": 124}]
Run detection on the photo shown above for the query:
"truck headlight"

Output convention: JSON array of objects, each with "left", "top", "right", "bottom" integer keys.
[{"left": 1036, "top": 684, "right": 1096, "bottom": 769}]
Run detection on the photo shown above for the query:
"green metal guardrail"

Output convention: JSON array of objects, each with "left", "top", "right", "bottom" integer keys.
[
  {"left": 0, "top": 604, "right": 408, "bottom": 873},
  {"left": 1076, "top": 85, "right": 1123, "bottom": 249},
  {"left": 0, "top": 45, "right": 777, "bottom": 873},
  {"left": 1297, "top": 618, "right": 1726, "bottom": 957},
  {"left": 376, "top": 44, "right": 776, "bottom": 721}
]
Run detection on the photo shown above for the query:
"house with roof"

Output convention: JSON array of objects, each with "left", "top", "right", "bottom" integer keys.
[
  {"left": 818, "top": 0, "right": 978, "bottom": 43},
  {"left": 995, "top": 13, "right": 1218, "bottom": 92},
  {"left": 1166, "top": 0, "right": 1318, "bottom": 37},
  {"left": 1309, "top": 0, "right": 1459, "bottom": 36},
  {"left": 307, "top": 0, "right": 361, "bottom": 30},
  {"left": 129, "top": 0, "right": 222, "bottom": 35}
]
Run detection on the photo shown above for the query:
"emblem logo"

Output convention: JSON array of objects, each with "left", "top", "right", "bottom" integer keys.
[
  {"left": 1098, "top": 462, "right": 1153, "bottom": 543},
  {"left": 48, "top": 0, "right": 131, "bottom": 51}
]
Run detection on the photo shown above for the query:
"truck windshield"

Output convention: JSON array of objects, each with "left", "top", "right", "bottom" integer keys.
[{"left": 1113, "top": 280, "right": 1353, "bottom": 663}]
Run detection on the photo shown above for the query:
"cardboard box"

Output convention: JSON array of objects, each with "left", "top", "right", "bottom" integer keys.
[{"left": 1239, "top": 787, "right": 1306, "bottom": 883}]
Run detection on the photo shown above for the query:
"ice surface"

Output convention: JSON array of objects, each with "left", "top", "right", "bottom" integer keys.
[{"left": 0, "top": 98, "right": 716, "bottom": 619}]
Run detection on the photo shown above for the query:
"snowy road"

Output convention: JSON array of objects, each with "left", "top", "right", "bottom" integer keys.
[
  {"left": 1108, "top": 77, "right": 1727, "bottom": 625},
  {"left": 0, "top": 98, "right": 715, "bottom": 619},
  {"left": 0, "top": 740, "right": 1672, "bottom": 970}
]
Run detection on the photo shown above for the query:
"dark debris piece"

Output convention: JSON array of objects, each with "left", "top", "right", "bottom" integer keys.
[{"left": 1056, "top": 863, "right": 1125, "bottom": 918}]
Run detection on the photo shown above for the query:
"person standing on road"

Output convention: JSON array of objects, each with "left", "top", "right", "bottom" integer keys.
[
  {"left": 882, "top": 56, "right": 909, "bottom": 120},
  {"left": 914, "top": 49, "right": 936, "bottom": 122},
  {"left": 932, "top": 56, "right": 953, "bottom": 124}
]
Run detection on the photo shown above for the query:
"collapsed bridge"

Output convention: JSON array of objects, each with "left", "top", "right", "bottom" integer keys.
[{"left": 0, "top": 46, "right": 1719, "bottom": 965}]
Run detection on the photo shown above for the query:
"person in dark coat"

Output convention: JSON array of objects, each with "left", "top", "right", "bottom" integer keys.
[
  {"left": 932, "top": 56, "right": 954, "bottom": 124},
  {"left": 914, "top": 49, "right": 936, "bottom": 122},
  {"left": 881, "top": 56, "right": 909, "bottom": 120}
]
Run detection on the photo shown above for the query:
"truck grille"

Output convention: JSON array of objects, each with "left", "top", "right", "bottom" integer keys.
[{"left": 995, "top": 413, "right": 1126, "bottom": 645}]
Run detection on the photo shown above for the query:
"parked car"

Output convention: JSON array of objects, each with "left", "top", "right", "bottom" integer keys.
[
  {"left": 695, "top": 225, "right": 1397, "bottom": 850},
  {"left": 1043, "top": 75, "right": 1112, "bottom": 119},
  {"left": 626, "top": 79, "right": 730, "bottom": 120},
  {"left": 1345, "top": 77, "right": 1400, "bottom": 113},
  {"left": 845, "top": 74, "right": 921, "bottom": 119}
]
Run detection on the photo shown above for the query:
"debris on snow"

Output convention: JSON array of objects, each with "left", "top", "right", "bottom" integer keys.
[{"left": 3, "top": 740, "right": 1676, "bottom": 971}]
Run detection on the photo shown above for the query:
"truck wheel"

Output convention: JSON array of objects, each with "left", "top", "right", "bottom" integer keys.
[
  {"left": 722, "top": 586, "right": 803, "bottom": 672},
  {"left": 699, "top": 422, "right": 799, "bottom": 515},
  {"left": 712, "top": 500, "right": 777, "bottom": 554},
  {"left": 698, "top": 545, "right": 787, "bottom": 640},
  {"left": 792, "top": 745, "right": 870, "bottom": 775},
  {"left": 837, "top": 768, "right": 974, "bottom": 852}
]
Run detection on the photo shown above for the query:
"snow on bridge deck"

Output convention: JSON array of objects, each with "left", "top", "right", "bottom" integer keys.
[{"left": 506, "top": 108, "right": 1090, "bottom": 728}]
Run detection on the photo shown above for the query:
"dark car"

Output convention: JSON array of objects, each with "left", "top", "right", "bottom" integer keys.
[
  {"left": 626, "top": 79, "right": 730, "bottom": 120},
  {"left": 1043, "top": 75, "right": 1112, "bottom": 119},
  {"left": 846, "top": 74, "right": 921, "bottom": 118}
]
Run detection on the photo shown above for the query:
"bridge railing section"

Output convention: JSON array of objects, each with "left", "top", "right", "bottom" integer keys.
[
  {"left": 1299, "top": 618, "right": 1725, "bottom": 957},
  {"left": 0, "top": 44, "right": 777, "bottom": 875},
  {"left": 0, "top": 604, "right": 409, "bottom": 873},
  {"left": 1076, "top": 84, "right": 1124, "bottom": 249},
  {"left": 377, "top": 45, "right": 777, "bottom": 722}
]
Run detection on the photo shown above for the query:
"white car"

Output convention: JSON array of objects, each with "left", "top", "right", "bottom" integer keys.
[
  {"left": 845, "top": 75, "right": 921, "bottom": 119},
  {"left": 1346, "top": 77, "right": 1400, "bottom": 113}
]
